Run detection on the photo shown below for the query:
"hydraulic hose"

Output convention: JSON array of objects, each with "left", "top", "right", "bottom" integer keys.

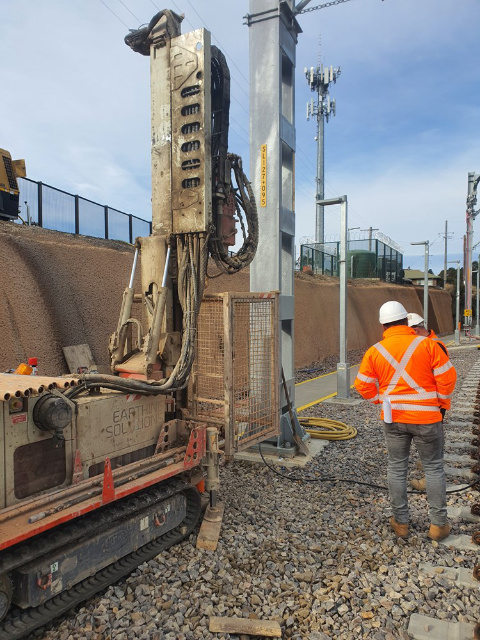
[{"left": 299, "top": 417, "right": 357, "bottom": 441}]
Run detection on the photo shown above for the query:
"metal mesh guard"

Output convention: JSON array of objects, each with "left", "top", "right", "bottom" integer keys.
[{"left": 192, "top": 293, "right": 279, "bottom": 455}]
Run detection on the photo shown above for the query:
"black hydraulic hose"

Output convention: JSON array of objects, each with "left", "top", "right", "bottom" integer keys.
[
  {"left": 258, "top": 442, "right": 480, "bottom": 495},
  {"left": 209, "top": 154, "right": 258, "bottom": 275},
  {"left": 67, "top": 234, "right": 209, "bottom": 401}
]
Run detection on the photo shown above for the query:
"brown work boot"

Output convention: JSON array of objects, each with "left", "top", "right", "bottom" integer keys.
[
  {"left": 390, "top": 516, "right": 409, "bottom": 538},
  {"left": 427, "top": 522, "right": 451, "bottom": 541},
  {"left": 410, "top": 477, "right": 426, "bottom": 491}
]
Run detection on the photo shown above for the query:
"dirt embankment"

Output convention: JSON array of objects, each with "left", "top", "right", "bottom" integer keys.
[
  {"left": 0, "top": 224, "right": 454, "bottom": 374},
  {"left": 208, "top": 269, "right": 454, "bottom": 368},
  {"left": 0, "top": 224, "right": 133, "bottom": 375}
]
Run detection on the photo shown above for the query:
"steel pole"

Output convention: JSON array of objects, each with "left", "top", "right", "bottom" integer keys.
[
  {"left": 465, "top": 172, "right": 480, "bottom": 326},
  {"left": 443, "top": 220, "right": 447, "bottom": 289},
  {"left": 477, "top": 261, "right": 480, "bottom": 337},
  {"left": 315, "top": 105, "right": 325, "bottom": 245},
  {"left": 424, "top": 242, "right": 429, "bottom": 329},
  {"left": 316, "top": 195, "right": 350, "bottom": 398},
  {"left": 466, "top": 178, "right": 473, "bottom": 326},
  {"left": 455, "top": 263, "right": 460, "bottom": 345},
  {"left": 337, "top": 196, "right": 350, "bottom": 399}
]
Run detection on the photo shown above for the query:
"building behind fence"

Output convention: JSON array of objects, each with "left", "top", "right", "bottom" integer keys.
[
  {"left": 299, "top": 235, "right": 404, "bottom": 284},
  {"left": 17, "top": 177, "right": 151, "bottom": 244}
]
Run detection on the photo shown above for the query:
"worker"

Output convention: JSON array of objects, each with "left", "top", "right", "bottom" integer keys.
[
  {"left": 354, "top": 300, "right": 457, "bottom": 542},
  {"left": 407, "top": 312, "right": 449, "bottom": 491},
  {"left": 407, "top": 312, "right": 449, "bottom": 355}
]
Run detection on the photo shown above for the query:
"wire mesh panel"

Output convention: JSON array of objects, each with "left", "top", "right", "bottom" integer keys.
[
  {"left": 191, "top": 293, "right": 279, "bottom": 456},
  {"left": 192, "top": 297, "right": 225, "bottom": 425}
]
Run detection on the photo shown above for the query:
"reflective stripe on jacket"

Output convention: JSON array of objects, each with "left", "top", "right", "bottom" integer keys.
[{"left": 354, "top": 325, "right": 456, "bottom": 424}]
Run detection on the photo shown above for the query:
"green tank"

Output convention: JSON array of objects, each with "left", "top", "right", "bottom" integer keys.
[{"left": 347, "top": 250, "right": 377, "bottom": 278}]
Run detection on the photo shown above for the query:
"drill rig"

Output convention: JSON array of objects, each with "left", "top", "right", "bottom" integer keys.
[{"left": 0, "top": 11, "right": 279, "bottom": 639}]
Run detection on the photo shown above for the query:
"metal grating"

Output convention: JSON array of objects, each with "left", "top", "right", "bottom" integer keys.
[
  {"left": 192, "top": 297, "right": 225, "bottom": 425},
  {"left": 2, "top": 155, "right": 18, "bottom": 191},
  {"left": 191, "top": 293, "right": 279, "bottom": 456}
]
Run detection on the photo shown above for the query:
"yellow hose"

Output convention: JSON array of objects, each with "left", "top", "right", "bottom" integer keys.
[{"left": 299, "top": 417, "right": 357, "bottom": 440}]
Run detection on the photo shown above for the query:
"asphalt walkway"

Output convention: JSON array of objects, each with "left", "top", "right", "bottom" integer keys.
[{"left": 294, "top": 332, "right": 470, "bottom": 412}]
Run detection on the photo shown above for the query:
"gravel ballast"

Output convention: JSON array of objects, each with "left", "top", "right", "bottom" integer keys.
[{"left": 35, "top": 347, "right": 480, "bottom": 640}]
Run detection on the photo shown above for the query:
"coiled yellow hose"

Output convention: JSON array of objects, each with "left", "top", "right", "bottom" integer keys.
[{"left": 299, "top": 417, "right": 357, "bottom": 440}]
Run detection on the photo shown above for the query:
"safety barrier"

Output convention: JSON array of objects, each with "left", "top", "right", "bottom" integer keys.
[
  {"left": 299, "top": 237, "right": 404, "bottom": 283},
  {"left": 17, "top": 177, "right": 151, "bottom": 244}
]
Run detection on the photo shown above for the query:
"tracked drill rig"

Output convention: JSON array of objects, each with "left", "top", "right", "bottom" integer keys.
[{"left": 0, "top": 10, "right": 279, "bottom": 638}]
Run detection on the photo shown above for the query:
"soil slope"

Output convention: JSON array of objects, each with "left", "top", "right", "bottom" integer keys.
[{"left": 0, "top": 224, "right": 453, "bottom": 374}]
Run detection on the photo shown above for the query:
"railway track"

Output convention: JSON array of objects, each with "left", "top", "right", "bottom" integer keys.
[{"left": 408, "top": 352, "right": 480, "bottom": 640}]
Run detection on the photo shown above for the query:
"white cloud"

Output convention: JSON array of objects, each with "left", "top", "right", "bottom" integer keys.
[{"left": 1, "top": 0, "right": 479, "bottom": 275}]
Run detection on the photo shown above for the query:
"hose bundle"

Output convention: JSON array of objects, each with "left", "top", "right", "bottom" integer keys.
[
  {"left": 67, "top": 232, "right": 209, "bottom": 399},
  {"left": 209, "top": 154, "right": 259, "bottom": 275},
  {"left": 299, "top": 417, "right": 358, "bottom": 440}
]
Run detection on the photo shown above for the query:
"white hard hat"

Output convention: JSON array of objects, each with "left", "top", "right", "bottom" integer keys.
[
  {"left": 379, "top": 301, "right": 408, "bottom": 324},
  {"left": 407, "top": 312, "right": 425, "bottom": 327}
]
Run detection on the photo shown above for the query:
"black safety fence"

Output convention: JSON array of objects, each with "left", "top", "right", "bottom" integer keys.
[
  {"left": 17, "top": 177, "right": 151, "bottom": 243},
  {"left": 299, "top": 238, "right": 404, "bottom": 284}
]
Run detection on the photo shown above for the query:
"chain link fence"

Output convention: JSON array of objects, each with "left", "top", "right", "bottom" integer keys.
[{"left": 299, "top": 237, "right": 404, "bottom": 283}]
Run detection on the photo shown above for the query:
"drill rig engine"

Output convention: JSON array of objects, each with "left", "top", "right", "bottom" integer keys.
[{"left": 0, "top": 10, "right": 260, "bottom": 639}]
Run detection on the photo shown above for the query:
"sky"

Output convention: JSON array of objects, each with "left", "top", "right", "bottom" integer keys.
[{"left": 2, "top": 0, "right": 480, "bottom": 274}]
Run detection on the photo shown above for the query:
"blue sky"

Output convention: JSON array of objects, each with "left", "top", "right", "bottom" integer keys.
[{"left": 2, "top": 0, "right": 479, "bottom": 274}]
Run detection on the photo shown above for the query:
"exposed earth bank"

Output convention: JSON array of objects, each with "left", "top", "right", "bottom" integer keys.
[{"left": 0, "top": 224, "right": 453, "bottom": 375}]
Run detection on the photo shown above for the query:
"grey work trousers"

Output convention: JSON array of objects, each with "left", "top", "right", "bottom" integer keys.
[{"left": 382, "top": 421, "right": 447, "bottom": 526}]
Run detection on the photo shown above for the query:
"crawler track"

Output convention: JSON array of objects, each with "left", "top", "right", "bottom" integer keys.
[{"left": 0, "top": 481, "right": 201, "bottom": 640}]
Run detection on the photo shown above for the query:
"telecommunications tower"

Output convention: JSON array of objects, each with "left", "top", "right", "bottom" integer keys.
[{"left": 306, "top": 61, "right": 340, "bottom": 245}]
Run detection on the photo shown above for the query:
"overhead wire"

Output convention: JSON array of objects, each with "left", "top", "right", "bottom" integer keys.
[
  {"left": 98, "top": 0, "right": 130, "bottom": 29},
  {"left": 182, "top": 0, "right": 250, "bottom": 88},
  {"left": 164, "top": 0, "right": 250, "bottom": 105},
  {"left": 103, "top": 0, "right": 394, "bottom": 244},
  {"left": 115, "top": 0, "right": 141, "bottom": 22}
]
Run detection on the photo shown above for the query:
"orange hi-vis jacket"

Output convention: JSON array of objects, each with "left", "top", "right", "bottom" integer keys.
[
  {"left": 429, "top": 329, "right": 449, "bottom": 356},
  {"left": 354, "top": 325, "right": 456, "bottom": 424}
]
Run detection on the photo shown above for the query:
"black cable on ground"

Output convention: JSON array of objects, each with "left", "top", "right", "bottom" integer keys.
[{"left": 258, "top": 442, "right": 480, "bottom": 495}]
